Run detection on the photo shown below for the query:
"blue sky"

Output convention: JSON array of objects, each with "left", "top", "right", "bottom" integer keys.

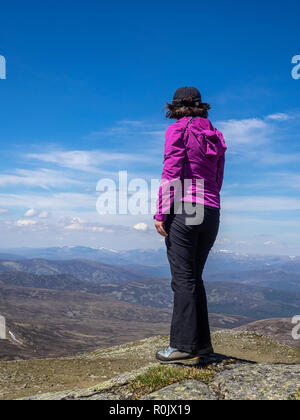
[{"left": 0, "top": 0, "right": 300, "bottom": 254}]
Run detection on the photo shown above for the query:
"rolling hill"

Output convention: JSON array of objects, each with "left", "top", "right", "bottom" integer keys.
[
  {"left": 0, "top": 281, "right": 252, "bottom": 361},
  {"left": 237, "top": 318, "right": 300, "bottom": 348},
  {"left": 0, "top": 258, "right": 142, "bottom": 284},
  {"left": 206, "top": 269, "right": 300, "bottom": 292},
  {"left": 1, "top": 253, "right": 299, "bottom": 361},
  {"left": 1, "top": 267, "right": 299, "bottom": 319}
]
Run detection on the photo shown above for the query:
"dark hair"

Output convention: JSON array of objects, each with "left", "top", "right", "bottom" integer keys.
[{"left": 165, "top": 98, "right": 211, "bottom": 120}]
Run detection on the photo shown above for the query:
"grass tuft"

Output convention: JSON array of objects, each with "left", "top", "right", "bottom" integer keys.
[
  {"left": 129, "top": 365, "right": 215, "bottom": 399},
  {"left": 288, "top": 389, "right": 300, "bottom": 401}
]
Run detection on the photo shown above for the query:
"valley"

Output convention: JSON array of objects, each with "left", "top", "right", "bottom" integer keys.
[{"left": 0, "top": 248, "right": 299, "bottom": 361}]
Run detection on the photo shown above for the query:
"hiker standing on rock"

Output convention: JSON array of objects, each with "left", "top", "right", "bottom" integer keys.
[{"left": 154, "top": 87, "right": 227, "bottom": 365}]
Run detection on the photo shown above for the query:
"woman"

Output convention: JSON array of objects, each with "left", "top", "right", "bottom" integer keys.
[{"left": 154, "top": 87, "right": 227, "bottom": 365}]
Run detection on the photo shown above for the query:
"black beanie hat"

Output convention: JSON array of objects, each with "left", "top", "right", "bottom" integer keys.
[{"left": 172, "top": 87, "right": 202, "bottom": 106}]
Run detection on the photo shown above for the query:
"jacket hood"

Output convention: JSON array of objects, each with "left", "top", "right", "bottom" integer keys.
[
  {"left": 201, "top": 128, "right": 227, "bottom": 157},
  {"left": 178, "top": 117, "right": 227, "bottom": 157}
]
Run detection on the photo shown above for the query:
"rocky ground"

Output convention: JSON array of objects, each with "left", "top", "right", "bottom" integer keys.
[
  {"left": 236, "top": 318, "right": 300, "bottom": 348},
  {"left": 0, "top": 330, "right": 299, "bottom": 401}
]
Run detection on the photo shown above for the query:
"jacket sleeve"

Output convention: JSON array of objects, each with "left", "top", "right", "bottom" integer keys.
[
  {"left": 216, "top": 154, "right": 225, "bottom": 192},
  {"left": 154, "top": 124, "right": 186, "bottom": 222}
]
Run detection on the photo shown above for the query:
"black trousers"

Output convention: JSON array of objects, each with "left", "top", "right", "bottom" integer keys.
[{"left": 165, "top": 202, "right": 220, "bottom": 354}]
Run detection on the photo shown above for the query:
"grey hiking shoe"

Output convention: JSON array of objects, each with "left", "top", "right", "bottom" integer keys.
[{"left": 156, "top": 347, "right": 200, "bottom": 366}]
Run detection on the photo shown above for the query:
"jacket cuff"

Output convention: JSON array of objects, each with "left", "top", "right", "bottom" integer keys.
[{"left": 153, "top": 214, "right": 168, "bottom": 222}]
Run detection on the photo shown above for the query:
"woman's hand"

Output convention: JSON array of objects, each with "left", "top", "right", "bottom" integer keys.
[{"left": 155, "top": 221, "right": 168, "bottom": 237}]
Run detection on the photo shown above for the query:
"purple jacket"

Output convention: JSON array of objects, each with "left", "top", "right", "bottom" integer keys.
[{"left": 154, "top": 116, "right": 227, "bottom": 222}]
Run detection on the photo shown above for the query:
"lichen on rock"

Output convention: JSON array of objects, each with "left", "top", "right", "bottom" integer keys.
[{"left": 211, "top": 363, "right": 300, "bottom": 400}]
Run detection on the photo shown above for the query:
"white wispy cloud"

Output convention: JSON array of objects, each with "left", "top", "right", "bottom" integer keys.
[
  {"left": 64, "top": 223, "right": 114, "bottom": 233},
  {"left": 226, "top": 172, "right": 300, "bottom": 191},
  {"left": 118, "top": 120, "right": 146, "bottom": 127},
  {"left": 27, "top": 150, "right": 154, "bottom": 172},
  {"left": 0, "top": 168, "right": 83, "bottom": 189},
  {"left": 16, "top": 219, "right": 37, "bottom": 227},
  {"left": 216, "top": 118, "right": 271, "bottom": 146},
  {"left": 0, "top": 208, "right": 9, "bottom": 214},
  {"left": 223, "top": 195, "right": 300, "bottom": 211},
  {"left": 90, "top": 119, "right": 167, "bottom": 137},
  {"left": 223, "top": 213, "right": 300, "bottom": 228},
  {"left": 257, "top": 153, "right": 300, "bottom": 165},
  {"left": 265, "top": 113, "right": 292, "bottom": 121},
  {"left": 263, "top": 241, "right": 279, "bottom": 246},
  {"left": 0, "top": 192, "right": 96, "bottom": 211},
  {"left": 38, "top": 210, "right": 49, "bottom": 219},
  {"left": 262, "top": 172, "right": 300, "bottom": 189},
  {"left": 24, "top": 208, "right": 37, "bottom": 217},
  {"left": 64, "top": 216, "right": 85, "bottom": 230},
  {"left": 133, "top": 222, "right": 148, "bottom": 231}
]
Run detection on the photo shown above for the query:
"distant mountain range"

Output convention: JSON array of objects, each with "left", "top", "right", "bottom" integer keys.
[
  {"left": 1, "top": 247, "right": 300, "bottom": 292},
  {"left": 0, "top": 248, "right": 299, "bottom": 361},
  {"left": 206, "top": 269, "right": 300, "bottom": 292},
  {"left": 0, "top": 257, "right": 299, "bottom": 320},
  {"left": 1, "top": 246, "right": 299, "bottom": 270},
  {"left": 0, "top": 247, "right": 170, "bottom": 266},
  {"left": 0, "top": 258, "right": 142, "bottom": 284},
  {"left": 1, "top": 246, "right": 299, "bottom": 279}
]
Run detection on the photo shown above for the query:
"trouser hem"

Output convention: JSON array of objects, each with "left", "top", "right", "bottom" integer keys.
[{"left": 170, "top": 341, "right": 212, "bottom": 354}]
